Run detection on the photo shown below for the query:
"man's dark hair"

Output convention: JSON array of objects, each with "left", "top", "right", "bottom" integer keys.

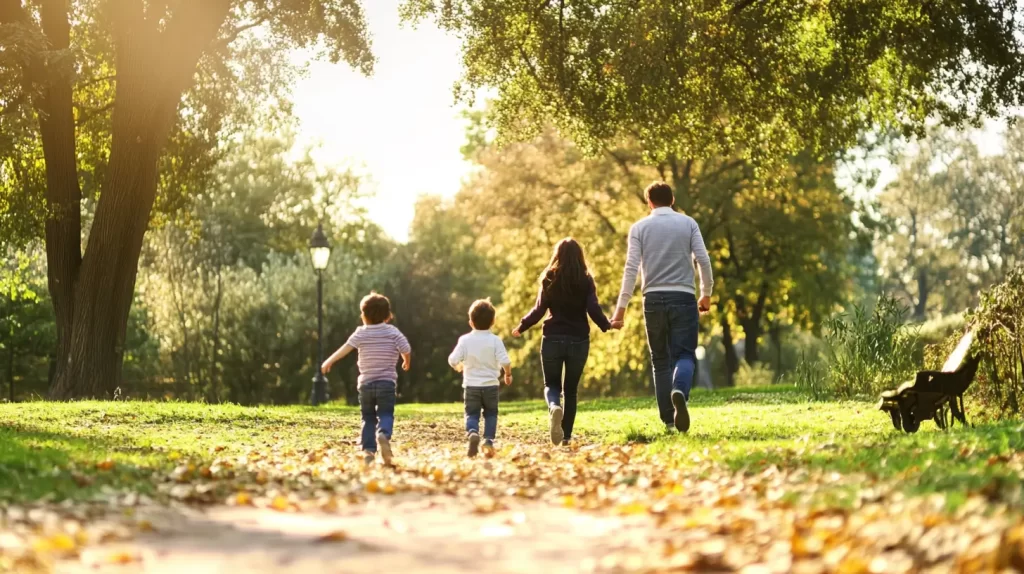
[
  {"left": 360, "top": 292, "right": 392, "bottom": 325},
  {"left": 645, "top": 181, "right": 674, "bottom": 207},
  {"left": 469, "top": 299, "right": 496, "bottom": 330}
]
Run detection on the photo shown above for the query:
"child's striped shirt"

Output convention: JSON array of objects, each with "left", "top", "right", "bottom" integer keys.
[{"left": 345, "top": 324, "right": 411, "bottom": 386}]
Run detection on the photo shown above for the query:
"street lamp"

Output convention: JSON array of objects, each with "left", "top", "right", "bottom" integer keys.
[{"left": 309, "top": 222, "right": 331, "bottom": 406}]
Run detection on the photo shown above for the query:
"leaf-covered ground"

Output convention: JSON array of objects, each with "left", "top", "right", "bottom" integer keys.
[{"left": 1, "top": 386, "right": 1023, "bottom": 572}]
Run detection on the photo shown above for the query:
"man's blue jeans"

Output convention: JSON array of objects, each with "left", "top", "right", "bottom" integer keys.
[
  {"left": 358, "top": 380, "right": 396, "bottom": 453},
  {"left": 643, "top": 292, "right": 699, "bottom": 425}
]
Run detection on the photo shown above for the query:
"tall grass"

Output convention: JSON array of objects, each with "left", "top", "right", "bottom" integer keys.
[{"left": 792, "top": 296, "right": 920, "bottom": 399}]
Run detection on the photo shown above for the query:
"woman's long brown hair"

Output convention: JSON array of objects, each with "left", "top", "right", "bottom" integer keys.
[{"left": 540, "top": 238, "right": 591, "bottom": 303}]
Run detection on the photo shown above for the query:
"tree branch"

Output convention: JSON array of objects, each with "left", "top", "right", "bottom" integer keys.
[
  {"left": 731, "top": 0, "right": 766, "bottom": 14},
  {"left": 216, "top": 17, "right": 269, "bottom": 47},
  {"left": 76, "top": 101, "right": 115, "bottom": 124}
]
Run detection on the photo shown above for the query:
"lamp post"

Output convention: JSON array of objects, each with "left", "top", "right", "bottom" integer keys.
[{"left": 309, "top": 222, "right": 332, "bottom": 406}]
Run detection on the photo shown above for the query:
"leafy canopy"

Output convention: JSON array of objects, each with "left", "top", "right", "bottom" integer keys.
[{"left": 403, "top": 0, "right": 1024, "bottom": 165}]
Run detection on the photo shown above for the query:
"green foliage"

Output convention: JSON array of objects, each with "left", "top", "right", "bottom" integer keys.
[
  {"left": 456, "top": 112, "right": 856, "bottom": 391},
  {"left": 955, "top": 267, "right": 1024, "bottom": 419},
  {"left": 876, "top": 123, "right": 1024, "bottom": 319},
  {"left": 0, "top": 248, "right": 55, "bottom": 401},
  {"left": 795, "top": 296, "right": 920, "bottom": 399},
  {"left": 734, "top": 361, "right": 775, "bottom": 388},
  {"left": 403, "top": 0, "right": 1024, "bottom": 168}
]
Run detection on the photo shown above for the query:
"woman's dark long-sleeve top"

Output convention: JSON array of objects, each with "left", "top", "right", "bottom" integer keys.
[{"left": 516, "top": 276, "right": 612, "bottom": 337}]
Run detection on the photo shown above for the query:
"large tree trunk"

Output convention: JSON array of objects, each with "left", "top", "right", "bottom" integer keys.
[{"left": 47, "top": 1, "right": 232, "bottom": 398}]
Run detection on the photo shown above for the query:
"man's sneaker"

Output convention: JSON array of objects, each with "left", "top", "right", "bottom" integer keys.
[
  {"left": 467, "top": 432, "right": 481, "bottom": 458},
  {"left": 377, "top": 433, "right": 393, "bottom": 466},
  {"left": 482, "top": 439, "right": 495, "bottom": 458},
  {"left": 549, "top": 405, "right": 565, "bottom": 445},
  {"left": 671, "top": 390, "right": 690, "bottom": 433},
  {"left": 665, "top": 423, "right": 675, "bottom": 434},
  {"left": 363, "top": 450, "right": 375, "bottom": 465}
]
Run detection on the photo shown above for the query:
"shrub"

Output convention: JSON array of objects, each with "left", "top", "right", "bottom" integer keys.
[
  {"left": 734, "top": 361, "right": 776, "bottom": 387},
  {"left": 794, "top": 295, "right": 920, "bottom": 399},
  {"left": 932, "top": 267, "right": 1024, "bottom": 420}
]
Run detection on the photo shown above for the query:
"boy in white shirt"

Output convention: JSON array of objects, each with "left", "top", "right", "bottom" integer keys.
[{"left": 448, "top": 299, "right": 513, "bottom": 457}]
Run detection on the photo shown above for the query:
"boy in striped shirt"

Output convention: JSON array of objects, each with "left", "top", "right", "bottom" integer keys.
[{"left": 322, "top": 293, "right": 411, "bottom": 465}]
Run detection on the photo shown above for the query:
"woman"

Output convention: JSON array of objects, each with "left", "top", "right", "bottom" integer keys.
[{"left": 513, "top": 238, "right": 612, "bottom": 445}]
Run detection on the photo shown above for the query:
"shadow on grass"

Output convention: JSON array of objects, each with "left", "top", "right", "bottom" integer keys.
[{"left": 0, "top": 425, "right": 162, "bottom": 503}]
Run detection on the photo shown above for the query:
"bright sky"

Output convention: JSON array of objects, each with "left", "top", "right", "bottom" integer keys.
[{"left": 291, "top": 0, "right": 473, "bottom": 242}]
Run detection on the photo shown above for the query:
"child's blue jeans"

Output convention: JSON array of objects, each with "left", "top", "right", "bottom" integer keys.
[
  {"left": 464, "top": 386, "right": 499, "bottom": 440},
  {"left": 359, "top": 380, "right": 396, "bottom": 453}
]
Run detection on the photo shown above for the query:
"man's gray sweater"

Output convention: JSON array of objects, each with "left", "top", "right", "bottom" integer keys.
[{"left": 616, "top": 207, "right": 714, "bottom": 309}]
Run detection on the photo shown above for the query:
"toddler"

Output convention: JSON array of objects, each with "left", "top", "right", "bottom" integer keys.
[{"left": 448, "top": 299, "right": 512, "bottom": 457}]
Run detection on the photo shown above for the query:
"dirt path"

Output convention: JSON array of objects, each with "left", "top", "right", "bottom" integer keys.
[{"left": 59, "top": 497, "right": 654, "bottom": 573}]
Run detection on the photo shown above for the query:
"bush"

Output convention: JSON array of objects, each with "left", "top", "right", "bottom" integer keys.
[
  {"left": 734, "top": 361, "right": 775, "bottom": 387},
  {"left": 794, "top": 295, "right": 920, "bottom": 399},
  {"left": 933, "top": 267, "right": 1024, "bottom": 420}
]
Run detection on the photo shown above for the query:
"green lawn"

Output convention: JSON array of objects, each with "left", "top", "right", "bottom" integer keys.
[{"left": 1, "top": 385, "right": 1022, "bottom": 509}]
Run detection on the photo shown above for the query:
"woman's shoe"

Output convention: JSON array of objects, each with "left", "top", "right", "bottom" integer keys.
[{"left": 549, "top": 405, "right": 564, "bottom": 445}]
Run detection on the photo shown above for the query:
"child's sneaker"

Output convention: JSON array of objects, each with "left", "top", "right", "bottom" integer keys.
[
  {"left": 482, "top": 439, "right": 495, "bottom": 458},
  {"left": 363, "top": 450, "right": 375, "bottom": 465},
  {"left": 671, "top": 390, "right": 690, "bottom": 433},
  {"left": 377, "top": 433, "right": 393, "bottom": 466},
  {"left": 549, "top": 405, "right": 564, "bottom": 445},
  {"left": 467, "top": 432, "right": 481, "bottom": 458},
  {"left": 665, "top": 423, "right": 675, "bottom": 434}
]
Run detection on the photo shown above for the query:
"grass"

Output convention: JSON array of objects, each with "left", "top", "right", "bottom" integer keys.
[{"left": 1, "top": 385, "right": 1022, "bottom": 508}]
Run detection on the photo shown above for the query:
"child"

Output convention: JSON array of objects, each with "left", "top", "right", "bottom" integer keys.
[
  {"left": 448, "top": 299, "right": 512, "bottom": 457},
  {"left": 322, "top": 292, "right": 411, "bottom": 466}
]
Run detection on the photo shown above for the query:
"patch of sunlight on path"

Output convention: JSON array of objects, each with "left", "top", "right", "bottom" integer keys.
[{"left": 59, "top": 497, "right": 653, "bottom": 573}]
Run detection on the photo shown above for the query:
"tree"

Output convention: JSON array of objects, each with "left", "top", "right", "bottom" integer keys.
[
  {"left": 877, "top": 122, "right": 1024, "bottom": 318},
  {"left": 0, "top": 0, "right": 373, "bottom": 398},
  {"left": 139, "top": 130, "right": 371, "bottom": 403},
  {"left": 389, "top": 196, "right": 505, "bottom": 402},
  {"left": 405, "top": 1, "right": 1024, "bottom": 168},
  {"left": 457, "top": 115, "right": 855, "bottom": 391},
  {"left": 0, "top": 249, "right": 55, "bottom": 401}
]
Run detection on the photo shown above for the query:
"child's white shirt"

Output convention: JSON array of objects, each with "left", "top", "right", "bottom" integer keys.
[{"left": 448, "top": 330, "right": 511, "bottom": 387}]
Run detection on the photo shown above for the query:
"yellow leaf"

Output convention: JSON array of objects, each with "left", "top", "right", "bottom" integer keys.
[
  {"left": 270, "top": 495, "right": 290, "bottom": 512},
  {"left": 317, "top": 530, "right": 347, "bottom": 543},
  {"left": 96, "top": 459, "right": 115, "bottom": 471},
  {"left": 232, "top": 492, "right": 252, "bottom": 506},
  {"left": 562, "top": 495, "right": 577, "bottom": 508},
  {"left": 616, "top": 502, "right": 649, "bottom": 515},
  {"left": 108, "top": 551, "right": 138, "bottom": 564},
  {"left": 366, "top": 479, "right": 381, "bottom": 493}
]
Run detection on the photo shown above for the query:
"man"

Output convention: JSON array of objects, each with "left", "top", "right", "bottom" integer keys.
[{"left": 611, "top": 181, "right": 713, "bottom": 433}]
